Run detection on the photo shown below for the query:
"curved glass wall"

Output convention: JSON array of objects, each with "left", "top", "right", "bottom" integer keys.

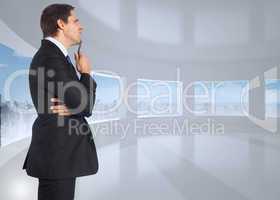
[
  {"left": 137, "top": 79, "right": 183, "bottom": 117},
  {"left": 193, "top": 80, "right": 249, "bottom": 116},
  {"left": 88, "top": 72, "right": 124, "bottom": 123},
  {"left": 265, "top": 79, "right": 280, "bottom": 118},
  {"left": 0, "top": 43, "right": 35, "bottom": 147}
]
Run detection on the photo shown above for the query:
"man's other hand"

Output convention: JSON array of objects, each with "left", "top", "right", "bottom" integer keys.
[{"left": 50, "top": 98, "right": 72, "bottom": 116}]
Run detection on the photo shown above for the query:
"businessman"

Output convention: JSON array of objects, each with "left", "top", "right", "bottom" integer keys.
[{"left": 22, "top": 4, "right": 98, "bottom": 200}]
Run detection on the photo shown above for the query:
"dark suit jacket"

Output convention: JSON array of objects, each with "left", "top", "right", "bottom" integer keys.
[{"left": 22, "top": 39, "right": 99, "bottom": 179}]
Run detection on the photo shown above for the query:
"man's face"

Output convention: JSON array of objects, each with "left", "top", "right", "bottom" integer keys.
[{"left": 63, "top": 10, "right": 83, "bottom": 46}]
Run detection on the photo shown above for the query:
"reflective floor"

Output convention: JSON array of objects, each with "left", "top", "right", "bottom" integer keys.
[{"left": 0, "top": 132, "right": 280, "bottom": 200}]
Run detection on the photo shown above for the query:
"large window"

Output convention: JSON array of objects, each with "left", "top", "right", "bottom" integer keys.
[
  {"left": 87, "top": 72, "right": 124, "bottom": 123},
  {"left": 137, "top": 79, "right": 183, "bottom": 117},
  {"left": 193, "top": 80, "right": 249, "bottom": 116},
  {"left": 0, "top": 43, "right": 35, "bottom": 147},
  {"left": 265, "top": 79, "right": 280, "bottom": 118}
]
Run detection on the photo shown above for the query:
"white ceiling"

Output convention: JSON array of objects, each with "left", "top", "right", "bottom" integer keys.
[{"left": 1, "top": 0, "right": 280, "bottom": 62}]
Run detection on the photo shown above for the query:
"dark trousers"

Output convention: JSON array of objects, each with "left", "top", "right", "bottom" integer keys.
[{"left": 38, "top": 177, "right": 76, "bottom": 200}]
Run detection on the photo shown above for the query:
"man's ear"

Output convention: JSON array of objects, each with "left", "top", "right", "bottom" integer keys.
[{"left": 57, "top": 19, "right": 65, "bottom": 31}]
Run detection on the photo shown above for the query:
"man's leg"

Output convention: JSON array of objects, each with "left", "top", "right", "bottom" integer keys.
[{"left": 38, "top": 177, "right": 76, "bottom": 200}]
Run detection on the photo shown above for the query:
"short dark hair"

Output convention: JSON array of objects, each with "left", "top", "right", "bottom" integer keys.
[{"left": 40, "top": 4, "right": 74, "bottom": 38}]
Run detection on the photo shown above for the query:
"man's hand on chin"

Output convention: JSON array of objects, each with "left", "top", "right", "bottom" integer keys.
[{"left": 74, "top": 52, "right": 92, "bottom": 74}]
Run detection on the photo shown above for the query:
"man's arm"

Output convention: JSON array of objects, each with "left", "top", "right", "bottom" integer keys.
[{"left": 47, "top": 56, "right": 97, "bottom": 117}]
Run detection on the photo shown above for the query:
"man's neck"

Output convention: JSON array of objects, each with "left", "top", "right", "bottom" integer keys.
[
  {"left": 52, "top": 35, "right": 71, "bottom": 49},
  {"left": 45, "top": 36, "right": 69, "bottom": 57}
]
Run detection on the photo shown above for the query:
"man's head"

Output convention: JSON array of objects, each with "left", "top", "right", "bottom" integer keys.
[{"left": 40, "top": 4, "right": 83, "bottom": 47}]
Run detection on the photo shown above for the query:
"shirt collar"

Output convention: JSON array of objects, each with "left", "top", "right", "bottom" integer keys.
[{"left": 45, "top": 36, "right": 68, "bottom": 57}]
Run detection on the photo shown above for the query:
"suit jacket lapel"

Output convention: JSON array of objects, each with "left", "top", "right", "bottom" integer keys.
[{"left": 41, "top": 39, "right": 79, "bottom": 80}]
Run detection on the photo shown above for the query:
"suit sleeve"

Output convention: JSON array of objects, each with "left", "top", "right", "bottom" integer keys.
[{"left": 46, "top": 57, "right": 97, "bottom": 117}]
